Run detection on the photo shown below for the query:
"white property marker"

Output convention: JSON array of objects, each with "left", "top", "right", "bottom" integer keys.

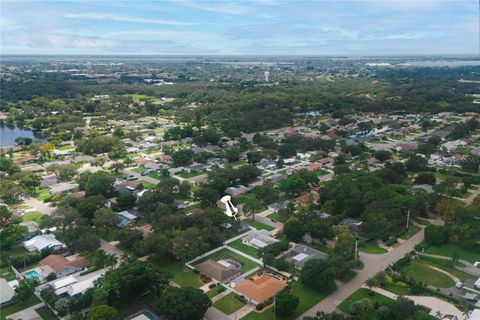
[{"left": 220, "top": 195, "right": 239, "bottom": 221}]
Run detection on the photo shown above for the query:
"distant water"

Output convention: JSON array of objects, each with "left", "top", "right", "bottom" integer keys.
[
  {"left": 0, "top": 126, "right": 38, "bottom": 147},
  {"left": 398, "top": 60, "right": 480, "bottom": 67}
]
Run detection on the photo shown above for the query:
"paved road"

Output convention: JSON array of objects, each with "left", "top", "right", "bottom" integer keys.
[
  {"left": 124, "top": 168, "right": 161, "bottom": 185},
  {"left": 370, "top": 287, "right": 466, "bottom": 320},
  {"left": 464, "top": 186, "right": 480, "bottom": 205},
  {"left": 205, "top": 307, "right": 230, "bottom": 320},
  {"left": 24, "top": 196, "right": 54, "bottom": 215},
  {"left": 299, "top": 225, "right": 426, "bottom": 318}
]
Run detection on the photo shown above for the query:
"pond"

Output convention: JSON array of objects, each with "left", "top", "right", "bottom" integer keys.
[{"left": 0, "top": 126, "right": 41, "bottom": 147}]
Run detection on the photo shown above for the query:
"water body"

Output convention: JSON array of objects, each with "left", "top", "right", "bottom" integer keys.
[
  {"left": 0, "top": 126, "right": 38, "bottom": 147},
  {"left": 398, "top": 60, "right": 480, "bottom": 67}
]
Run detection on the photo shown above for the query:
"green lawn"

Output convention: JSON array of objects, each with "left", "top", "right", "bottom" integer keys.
[
  {"left": 359, "top": 243, "right": 388, "bottom": 254},
  {"left": 398, "top": 225, "right": 421, "bottom": 240},
  {"left": 33, "top": 187, "right": 52, "bottom": 201},
  {"left": 383, "top": 283, "right": 410, "bottom": 295},
  {"left": 56, "top": 145, "right": 75, "bottom": 151},
  {"left": 179, "top": 170, "right": 206, "bottom": 179},
  {"left": 132, "top": 167, "right": 144, "bottom": 173},
  {"left": 414, "top": 218, "right": 431, "bottom": 226},
  {"left": 122, "top": 93, "right": 160, "bottom": 102},
  {"left": 249, "top": 221, "right": 274, "bottom": 231},
  {"left": 206, "top": 287, "right": 225, "bottom": 299},
  {"left": 403, "top": 261, "right": 455, "bottom": 288},
  {"left": 291, "top": 281, "right": 332, "bottom": 318},
  {"left": 267, "top": 212, "right": 285, "bottom": 223},
  {"left": 242, "top": 308, "right": 274, "bottom": 320},
  {"left": 419, "top": 256, "right": 474, "bottom": 282},
  {"left": 140, "top": 180, "right": 157, "bottom": 189},
  {"left": 228, "top": 239, "right": 259, "bottom": 258},
  {"left": 424, "top": 243, "right": 480, "bottom": 263},
  {"left": 196, "top": 248, "right": 260, "bottom": 274},
  {"left": 22, "top": 211, "right": 43, "bottom": 224},
  {"left": 338, "top": 288, "right": 393, "bottom": 314},
  {"left": 153, "top": 259, "right": 203, "bottom": 288},
  {"left": 36, "top": 306, "right": 59, "bottom": 320},
  {"left": 0, "top": 295, "right": 41, "bottom": 320},
  {"left": 213, "top": 293, "right": 246, "bottom": 315}
]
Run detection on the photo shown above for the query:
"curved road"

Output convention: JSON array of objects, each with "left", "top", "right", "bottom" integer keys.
[{"left": 298, "top": 225, "right": 427, "bottom": 318}]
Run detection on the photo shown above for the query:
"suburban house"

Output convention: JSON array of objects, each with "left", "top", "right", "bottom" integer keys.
[
  {"left": 283, "top": 245, "right": 329, "bottom": 270},
  {"left": 295, "top": 191, "right": 320, "bottom": 208},
  {"left": 23, "top": 234, "right": 63, "bottom": 252},
  {"left": 40, "top": 175, "right": 60, "bottom": 188},
  {"left": 48, "top": 269, "right": 105, "bottom": 297},
  {"left": 340, "top": 218, "right": 364, "bottom": 236},
  {"left": 49, "top": 182, "right": 79, "bottom": 194},
  {"left": 40, "top": 254, "right": 88, "bottom": 278},
  {"left": 242, "top": 230, "right": 278, "bottom": 249},
  {"left": 268, "top": 201, "right": 290, "bottom": 213},
  {"left": 0, "top": 278, "right": 15, "bottom": 307},
  {"left": 225, "top": 185, "right": 251, "bottom": 197},
  {"left": 20, "top": 221, "right": 39, "bottom": 237},
  {"left": 195, "top": 258, "right": 242, "bottom": 283},
  {"left": 117, "top": 210, "right": 139, "bottom": 228},
  {"left": 233, "top": 273, "right": 287, "bottom": 305}
]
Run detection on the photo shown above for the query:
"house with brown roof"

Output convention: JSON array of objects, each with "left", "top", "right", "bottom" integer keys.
[
  {"left": 233, "top": 273, "right": 287, "bottom": 305},
  {"left": 295, "top": 191, "right": 320, "bottom": 208},
  {"left": 195, "top": 258, "right": 241, "bottom": 283},
  {"left": 40, "top": 254, "right": 88, "bottom": 278}
]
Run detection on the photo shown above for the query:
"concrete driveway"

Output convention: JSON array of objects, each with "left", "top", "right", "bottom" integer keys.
[{"left": 23, "top": 197, "right": 53, "bottom": 215}]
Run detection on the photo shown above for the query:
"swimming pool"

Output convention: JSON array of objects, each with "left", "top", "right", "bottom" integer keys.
[{"left": 24, "top": 270, "right": 41, "bottom": 281}]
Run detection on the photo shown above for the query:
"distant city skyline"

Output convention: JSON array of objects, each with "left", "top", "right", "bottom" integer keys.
[{"left": 1, "top": 0, "right": 478, "bottom": 56}]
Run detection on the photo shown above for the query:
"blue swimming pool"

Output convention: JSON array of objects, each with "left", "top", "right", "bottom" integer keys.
[{"left": 24, "top": 270, "right": 41, "bottom": 281}]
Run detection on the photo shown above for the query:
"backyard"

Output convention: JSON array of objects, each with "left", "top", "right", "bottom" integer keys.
[
  {"left": 227, "top": 239, "right": 259, "bottom": 258},
  {"left": 195, "top": 248, "right": 260, "bottom": 274},
  {"left": 153, "top": 259, "right": 203, "bottom": 288}
]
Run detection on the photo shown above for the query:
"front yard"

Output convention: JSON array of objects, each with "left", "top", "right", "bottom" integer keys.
[
  {"left": 213, "top": 293, "right": 246, "bottom": 315},
  {"left": 338, "top": 288, "right": 393, "bottom": 314},
  {"left": 424, "top": 243, "right": 480, "bottom": 263},
  {"left": 227, "top": 239, "right": 259, "bottom": 258}
]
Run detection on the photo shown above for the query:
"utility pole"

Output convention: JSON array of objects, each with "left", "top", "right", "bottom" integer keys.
[
  {"left": 273, "top": 292, "right": 276, "bottom": 320},
  {"left": 406, "top": 209, "right": 410, "bottom": 229},
  {"left": 354, "top": 240, "right": 358, "bottom": 260}
]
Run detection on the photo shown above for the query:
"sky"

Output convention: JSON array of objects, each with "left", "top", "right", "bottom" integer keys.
[{"left": 1, "top": 0, "right": 478, "bottom": 56}]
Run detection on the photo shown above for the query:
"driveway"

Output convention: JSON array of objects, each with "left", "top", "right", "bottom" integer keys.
[
  {"left": 8, "top": 302, "right": 44, "bottom": 320},
  {"left": 298, "top": 225, "right": 426, "bottom": 318},
  {"left": 23, "top": 197, "right": 54, "bottom": 215},
  {"left": 100, "top": 239, "right": 124, "bottom": 262},
  {"left": 204, "top": 307, "right": 230, "bottom": 320}
]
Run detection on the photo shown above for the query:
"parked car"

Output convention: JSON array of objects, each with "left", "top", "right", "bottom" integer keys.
[{"left": 127, "top": 175, "right": 137, "bottom": 181}]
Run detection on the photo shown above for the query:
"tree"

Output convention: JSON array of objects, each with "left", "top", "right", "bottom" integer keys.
[
  {"left": 195, "top": 187, "right": 220, "bottom": 208},
  {"left": 284, "top": 220, "right": 305, "bottom": 242},
  {"left": 275, "top": 291, "right": 299, "bottom": 317},
  {"left": 51, "top": 206, "right": 82, "bottom": 234},
  {"left": 374, "top": 150, "right": 391, "bottom": 162},
  {"left": 0, "top": 205, "right": 12, "bottom": 226},
  {"left": 365, "top": 277, "right": 379, "bottom": 294},
  {"left": 278, "top": 144, "right": 297, "bottom": 158},
  {"left": 94, "top": 208, "right": 120, "bottom": 228},
  {"left": 300, "top": 259, "right": 336, "bottom": 292},
  {"left": 40, "top": 285, "right": 58, "bottom": 307},
  {"left": 156, "top": 287, "right": 211, "bottom": 320},
  {"left": 255, "top": 182, "right": 279, "bottom": 205},
  {"left": 99, "top": 260, "right": 172, "bottom": 303},
  {"left": 243, "top": 197, "right": 262, "bottom": 222},
  {"left": 279, "top": 175, "right": 307, "bottom": 196},
  {"left": 247, "top": 151, "right": 262, "bottom": 164},
  {"left": 87, "top": 305, "right": 118, "bottom": 320},
  {"left": 333, "top": 226, "right": 356, "bottom": 260},
  {"left": 115, "top": 192, "right": 136, "bottom": 211},
  {"left": 85, "top": 171, "right": 115, "bottom": 198},
  {"left": 0, "top": 222, "right": 28, "bottom": 250},
  {"left": 172, "top": 149, "right": 194, "bottom": 167},
  {"left": 225, "top": 148, "right": 240, "bottom": 162},
  {"left": 64, "top": 226, "right": 100, "bottom": 253},
  {"left": 405, "top": 155, "right": 428, "bottom": 171},
  {"left": 14, "top": 279, "right": 37, "bottom": 302},
  {"left": 414, "top": 172, "right": 436, "bottom": 185},
  {"left": 424, "top": 225, "right": 449, "bottom": 245}
]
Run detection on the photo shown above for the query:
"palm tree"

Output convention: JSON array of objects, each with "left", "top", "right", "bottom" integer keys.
[
  {"left": 365, "top": 277, "right": 378, "bottom": 295},
  {"left": 243, "top": 198, "right": 262, "bottom": 222}
]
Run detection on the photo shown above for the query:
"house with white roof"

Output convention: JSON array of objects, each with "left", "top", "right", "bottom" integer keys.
[
  {"left": 23, "top": 234, "right": 63, "bottom": 252},
  {"left": 242, "top": 230, "right": 278, "bottom": 249}
]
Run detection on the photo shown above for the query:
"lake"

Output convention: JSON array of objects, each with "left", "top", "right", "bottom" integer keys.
[{"left": 0, "top": 126, "right": 38, "bottom": 147}]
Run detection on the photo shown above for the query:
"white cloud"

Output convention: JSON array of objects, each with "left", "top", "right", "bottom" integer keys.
[{"left": 64, "top": 13, "right": 194, "bottom": 26}]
